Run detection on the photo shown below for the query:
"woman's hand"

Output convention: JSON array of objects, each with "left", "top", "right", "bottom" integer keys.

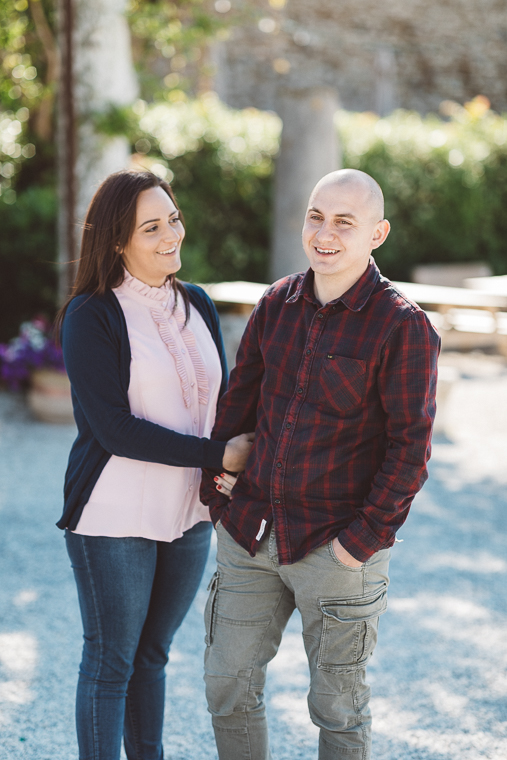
[
  {"left": 222, "top": 432, "right": 255, "bottom": 473},
  {"left": 214, "top": 472, "right": 238, "bottom": 499}
]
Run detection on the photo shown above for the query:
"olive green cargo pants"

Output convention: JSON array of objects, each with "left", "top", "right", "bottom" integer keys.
[{"left": 204, "top": 523, "right": 390, "bottom": 760}]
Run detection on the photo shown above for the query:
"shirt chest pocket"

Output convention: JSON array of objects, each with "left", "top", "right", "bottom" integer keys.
[{"left": 311, "top": 354, "right": 367, "bottom": 412}]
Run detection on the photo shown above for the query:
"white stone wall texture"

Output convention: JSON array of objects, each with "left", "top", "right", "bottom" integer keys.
[{"left": 216, "top": 0, "right": 507, "bottom": 115}]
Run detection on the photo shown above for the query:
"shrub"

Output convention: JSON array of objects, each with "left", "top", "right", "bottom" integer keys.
[
  {"left": 337, "top": 97, "right": 507, "bottom": 280},
  {"left": 0, "top": 184, "right": 57, "bottom": 342},
  {"left": 3, "top": 94, "right": 507, "bottom": 342},
  {"left": 135, "top": 93, "right": 280, "bottom": 283}
]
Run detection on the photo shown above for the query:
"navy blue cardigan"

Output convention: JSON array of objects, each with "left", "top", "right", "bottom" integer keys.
[{"left": 57, "top": 283, "right": 228, "bottom": 531}]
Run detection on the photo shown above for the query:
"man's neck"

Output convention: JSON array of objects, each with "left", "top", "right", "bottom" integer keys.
[{"left": 312, "top": 265, "right": 368, "bottom": 306}]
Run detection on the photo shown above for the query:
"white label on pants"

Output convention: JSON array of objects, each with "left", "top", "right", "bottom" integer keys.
[{"left": 255, "top": 519, "right": 267, "bottom": 542}]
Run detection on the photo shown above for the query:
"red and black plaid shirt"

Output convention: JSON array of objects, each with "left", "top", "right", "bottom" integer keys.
[{"left": 201, "top": 259, "right": 440, "bottom": 564}]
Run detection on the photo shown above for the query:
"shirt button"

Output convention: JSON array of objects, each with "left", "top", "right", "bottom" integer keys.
[
  {"left": 274, "top": 498, "right": 280, "bottom": 504},
  {"left": 276, "top": 462, "right": 282, "bottom": 469},
  {"left": 306, "top": 349, "right": 312, "bottom": 355},
  {"left": 317, "top": 313, "right": 324, "bottom": 319},
  {"left": 286, "top": 422, "right": 292, "bottom": 429},
  {"left": 297, "top": 387, "right": 303, "bottom": 394}
]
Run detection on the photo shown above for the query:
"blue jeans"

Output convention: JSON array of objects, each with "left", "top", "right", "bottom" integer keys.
[{"left": 65, "top": 521, "right": 212, "bottom": 760}]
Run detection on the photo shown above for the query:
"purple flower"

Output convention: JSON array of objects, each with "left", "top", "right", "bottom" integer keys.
[{"left": 0, "top": 317, "right": 65, "bottom": 391}]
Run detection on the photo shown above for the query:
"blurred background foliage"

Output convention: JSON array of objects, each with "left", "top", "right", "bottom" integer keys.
[
  {"left": 1, "top": 0, "right": 507, "bottom": 341},
  {"left": 130, "top": 94, "right": 280, "bottom": 284},
  {"left": 0, "top": 0, "right": 58, "bottom": 340},
  {"left": 338, "top": 96, "right": 507, "bottom": 280}
]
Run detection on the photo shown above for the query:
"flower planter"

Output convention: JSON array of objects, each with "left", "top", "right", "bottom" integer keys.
[{"left": 28, "top": 369, "right": 74, "bottom": 424}]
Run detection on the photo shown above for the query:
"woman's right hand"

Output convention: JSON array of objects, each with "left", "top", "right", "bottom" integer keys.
[{"left": 222, "top": 432, "right": 255, "bottom": 473}]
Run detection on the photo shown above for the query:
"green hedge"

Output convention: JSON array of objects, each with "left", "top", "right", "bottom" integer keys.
[
  {"left": 2, "top": 95, "right": 507, "bottom": 341},
  {"left": 337, "top": 97, "right": 507, "bottom": 279},
  {"left": 0, "top": 185, "right": 57, "bottom": 342},
  {"left": 133, "top": 94, "right": 280, "bottom": 283}
]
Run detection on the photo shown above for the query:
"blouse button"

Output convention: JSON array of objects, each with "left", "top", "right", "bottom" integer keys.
[
  {"left": 191, "top": 382, "right": 195, "bottom": 387},
  {"left": 189, "top": 485, "right": 193, "bottom": 491},
  {"left": 194, "top": 418, "right": 198, "bottom": 424},
  {"left": 181, "top": 349, "right": 186, "bottom": 354}
]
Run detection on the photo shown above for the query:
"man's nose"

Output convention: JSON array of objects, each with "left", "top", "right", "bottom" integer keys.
[{"left": 315, "top": 220, "right": 337, "bottom": 242}]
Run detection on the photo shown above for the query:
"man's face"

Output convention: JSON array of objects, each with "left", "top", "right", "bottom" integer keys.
[{"left": 302, "top": 180, "right": 387, "bottom": 286}]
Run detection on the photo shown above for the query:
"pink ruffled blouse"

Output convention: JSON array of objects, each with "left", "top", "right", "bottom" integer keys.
[{"left": 74, "top": 271, "right": 222, "bottom": 541}]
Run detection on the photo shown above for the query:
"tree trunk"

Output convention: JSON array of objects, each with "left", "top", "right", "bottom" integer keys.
[
  {"left": 270, "top": 87, "right": 341, "bottom": 282},
  {"left": 57, "top": 0, "right": 138, "bottom": 302}
]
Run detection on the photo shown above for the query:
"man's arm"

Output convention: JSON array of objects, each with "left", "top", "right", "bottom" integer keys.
[
  {"left": 338, "top": 309, "right": 440, "bottom": 562},
  {"left": 200, "top": 302, "right": 265, "bottom": 522}
]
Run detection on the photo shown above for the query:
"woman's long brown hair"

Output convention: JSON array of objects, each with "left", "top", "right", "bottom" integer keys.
[{"left": 55, "top": 170, "right": 190, "bottom": 336}]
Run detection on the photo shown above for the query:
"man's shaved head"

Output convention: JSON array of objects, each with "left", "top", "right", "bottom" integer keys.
[
  {"left": 310, "top": 169, "right": 385, "bottom": 222},
  {"left": 302, "top": 167, "right": 390, "bottom": 303}
]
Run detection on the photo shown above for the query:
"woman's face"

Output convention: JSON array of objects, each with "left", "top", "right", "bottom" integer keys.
[{"left": 121, "top": 186, "right": 185, "bottom": 287}]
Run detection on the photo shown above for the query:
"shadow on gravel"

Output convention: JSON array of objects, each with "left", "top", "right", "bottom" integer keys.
[
  {"left": 259, "top": 455, "right": 507, "bottom": 760},
  {"left": 0, "top": 391, "right": 506, "bottom": 760}
]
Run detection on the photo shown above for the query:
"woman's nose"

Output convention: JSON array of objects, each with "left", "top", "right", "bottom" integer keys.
[{"left": 162, "top": 223, "right": 179, "bottom": 242}]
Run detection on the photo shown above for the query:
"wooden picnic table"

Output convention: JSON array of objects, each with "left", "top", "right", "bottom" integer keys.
[
  {"left": 203, "top": 279, "right": 507, "bottom": 312},
  {"left": 392, "top": 280, "right": 507, "bottom": 312},
  {"left": 464, "top": 274, "right": 507, "bottom": 295},
  {"left": 203, "top": 279, "right": 507, "bottom": 354}
]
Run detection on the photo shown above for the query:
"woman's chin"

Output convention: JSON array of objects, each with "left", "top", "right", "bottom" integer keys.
[{"left": 157, "top": 256, "right": 181, "bottom": 278}]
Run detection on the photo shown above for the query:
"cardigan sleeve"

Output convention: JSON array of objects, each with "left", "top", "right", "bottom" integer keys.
[{"left": 62, "top": 295, "right": 226, "bottom": 470}]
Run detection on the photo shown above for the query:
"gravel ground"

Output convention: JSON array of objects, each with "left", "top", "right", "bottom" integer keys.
[{"left": 0, "top": 352, "right": 506, "bottom": 760}]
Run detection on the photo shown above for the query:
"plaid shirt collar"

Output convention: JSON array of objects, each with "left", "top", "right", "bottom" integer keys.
[{"left": 286, "top": 257, "right": 380, "bottom": 312}]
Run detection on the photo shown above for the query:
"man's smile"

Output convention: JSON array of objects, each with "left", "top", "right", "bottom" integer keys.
[{"left": 315, "top": 246, "right": 340, "bottom": 255}]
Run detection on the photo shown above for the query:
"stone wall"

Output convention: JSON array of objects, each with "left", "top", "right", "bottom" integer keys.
[{"left": 215, "top": 0, "right": 507, "bottom": 115}]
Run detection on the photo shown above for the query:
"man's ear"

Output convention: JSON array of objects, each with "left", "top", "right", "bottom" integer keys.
[{"left": 371, "top": 219, "right": 390, "bottom": 250}]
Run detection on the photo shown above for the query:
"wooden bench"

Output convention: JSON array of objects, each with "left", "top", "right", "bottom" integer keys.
[
  {"left": 392, "top": 281, "right": 507, "bottom": 354},
  {"left": 203, "top": 279, "right": 507, "bottom": 355}
]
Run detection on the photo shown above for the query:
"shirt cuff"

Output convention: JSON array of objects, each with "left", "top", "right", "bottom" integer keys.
[{"left": 338, "top": 521, "right": 393, "bottom": 563}]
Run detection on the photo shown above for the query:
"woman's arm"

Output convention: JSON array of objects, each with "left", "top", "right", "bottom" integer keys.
[{"left": 63, "top": 295, "right": 227, "bottom": 469}]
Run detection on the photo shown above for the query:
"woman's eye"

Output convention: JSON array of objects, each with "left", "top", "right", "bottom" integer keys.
[
  {"left": 146, "top": 225, "right": 158, "bottom": 233},
  {"left": 169, "top": 216, "right": 180, "bottom": 224}
]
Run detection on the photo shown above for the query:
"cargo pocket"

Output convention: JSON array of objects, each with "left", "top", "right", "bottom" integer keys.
[
  {"left": 204, "top": 571, "right": 220, "bottom": 646},
  {"left": 317, "top": 587, "right": 388, "bottom": 674}
]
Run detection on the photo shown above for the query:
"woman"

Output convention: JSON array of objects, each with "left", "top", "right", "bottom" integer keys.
[{"left": 56, "top": 170, "right": 252, "bottom": 760}]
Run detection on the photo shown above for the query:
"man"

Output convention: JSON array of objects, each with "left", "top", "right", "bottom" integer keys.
[{"left": 200, "top": 169, "right": 440, "bottom": 760}]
